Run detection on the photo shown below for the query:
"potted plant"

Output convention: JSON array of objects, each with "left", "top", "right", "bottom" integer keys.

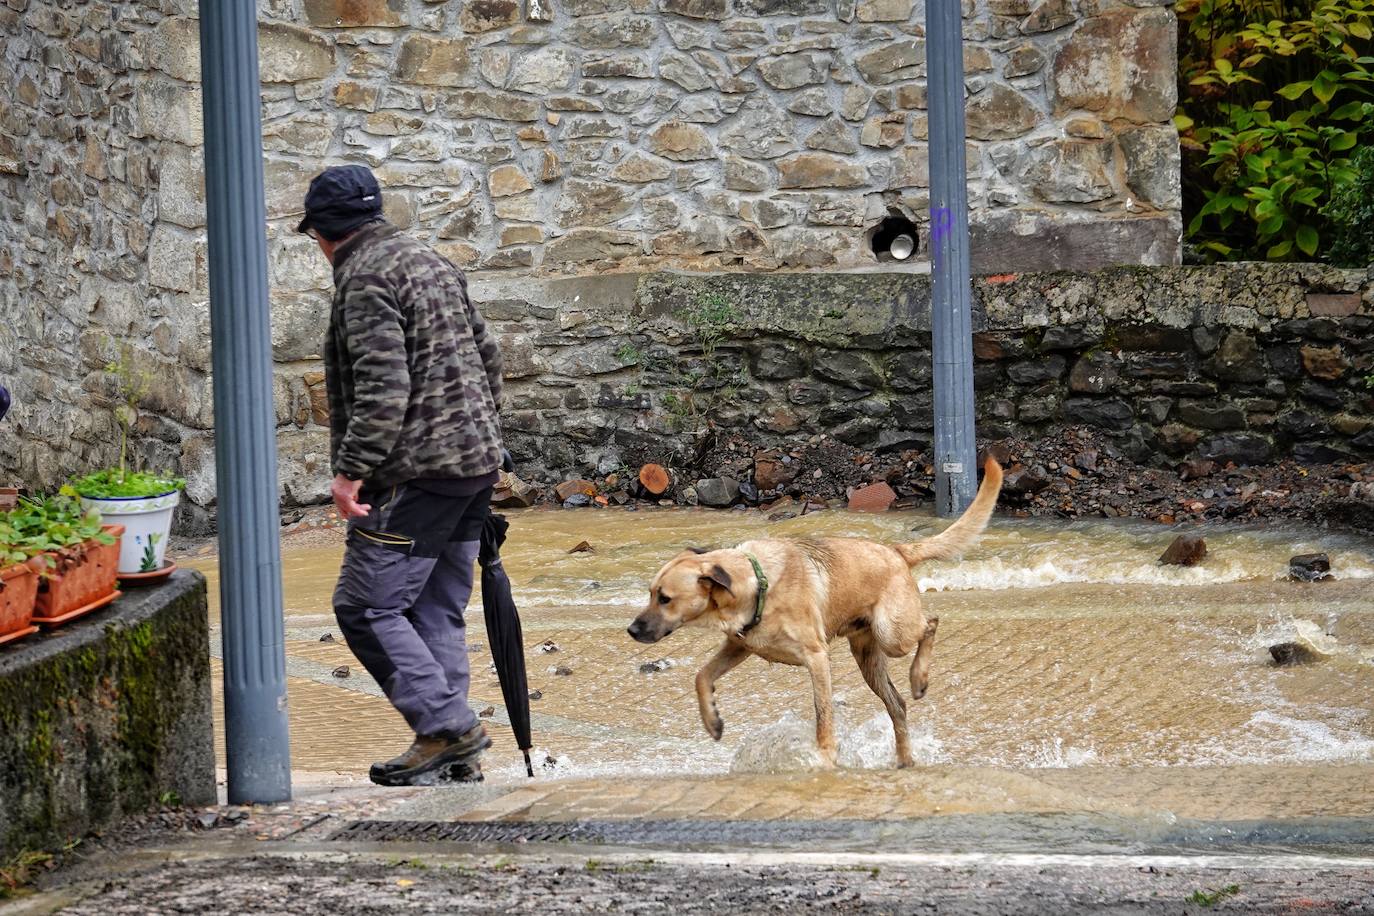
[
  {"left": 0, "top": 512, "right": 42, "bottom": 646},
  {"left": 65, "top": 345, "right": 184, "bottom": 576},
  {"left": 9, "top": 496, "right": 122, "bottom": 625}
]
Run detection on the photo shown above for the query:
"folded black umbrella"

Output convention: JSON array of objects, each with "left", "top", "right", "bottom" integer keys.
[{"left": 479, "top": 509, "right": 535, "bottom": 778}]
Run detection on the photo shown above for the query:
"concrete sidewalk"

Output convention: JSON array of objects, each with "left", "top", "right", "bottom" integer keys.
[{"left": 8, "top": 766, "right": 1374, "bottom": 915}]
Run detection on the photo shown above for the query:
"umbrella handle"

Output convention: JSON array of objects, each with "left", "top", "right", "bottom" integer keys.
[{"left": 523, "top": 749, "right": 534, "bottom": 778}]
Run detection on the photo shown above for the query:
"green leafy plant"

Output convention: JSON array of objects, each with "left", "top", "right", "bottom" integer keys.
[
  {"left": 66, "top": 343, "right": 183, "bottom": 500},
  {"left": 1178, "top": 0, "right": 1374, "bottom": 260},
  {"left": 0, "top": 497, "right": 113, "bottom": 571},
  {"left": 1326, "top": 144, "right": 1374, "bottom": 264},
  {"left": 65, "top": 469, "right": 184, "bottom": 500},
  {"left": 1187, "top": 883, "right": 1240, "bottom": 907}
]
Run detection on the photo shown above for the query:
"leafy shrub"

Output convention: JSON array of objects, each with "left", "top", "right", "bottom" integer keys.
[
  {"left": 1326, "top": 145, "right": 1374, "bottom": 265},
  {"left": 1178, "top": 0, "right": 1374, "bottom": 260}
]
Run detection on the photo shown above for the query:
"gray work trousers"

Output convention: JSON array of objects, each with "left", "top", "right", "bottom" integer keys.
[{"left": 332, "top": 481, "right": 492, "bottom": 739}]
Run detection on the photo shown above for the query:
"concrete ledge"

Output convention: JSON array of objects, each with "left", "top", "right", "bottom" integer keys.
[{"left": 0, "top": 570, "right": 214, "bottom": 858}]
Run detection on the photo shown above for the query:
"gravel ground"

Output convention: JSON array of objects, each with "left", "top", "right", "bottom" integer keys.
[{"left": 38, "top": 854, "right": 1374, "bottom": 915}]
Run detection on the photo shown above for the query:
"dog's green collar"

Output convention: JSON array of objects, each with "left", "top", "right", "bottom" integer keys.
[{"left": 738, "top": 553, "right": 768, "bottom": 636}]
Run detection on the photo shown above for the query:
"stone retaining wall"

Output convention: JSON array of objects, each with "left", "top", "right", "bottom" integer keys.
[
  {"left": 0, "top": 572, "right": 215, "bottom": 858},
  {"left": 486, "top": 264, "right": 1374, "bottom": 482}
]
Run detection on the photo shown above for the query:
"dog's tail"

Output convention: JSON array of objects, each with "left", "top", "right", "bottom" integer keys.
[{"left": 895, "top": 459, "right": 1003, "bottom": 566}]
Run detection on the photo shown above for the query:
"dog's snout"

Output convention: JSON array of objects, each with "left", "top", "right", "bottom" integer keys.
[{"left": 627, "top": 619, "right": 645, "bottom": 639}]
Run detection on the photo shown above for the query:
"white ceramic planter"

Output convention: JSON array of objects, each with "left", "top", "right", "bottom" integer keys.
[{"left": 78, "top": 490, "right": 181, "bottom": 575}]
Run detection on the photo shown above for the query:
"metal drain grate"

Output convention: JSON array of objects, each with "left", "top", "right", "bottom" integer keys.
[{"left": 329, "top": 818, "right": 876, "bottom": 846}]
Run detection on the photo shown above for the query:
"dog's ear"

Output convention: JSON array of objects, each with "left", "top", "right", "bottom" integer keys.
[
  {"left": 686, "top": 547, "right": 710, "bottom": 555},
  {"left": 700, "top": 564, "right": 733, "bottom": 595}
]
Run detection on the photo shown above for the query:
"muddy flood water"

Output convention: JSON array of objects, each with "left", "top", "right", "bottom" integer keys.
[{"left": 189, "top": 508, "right": 1374, "bottom": 829}]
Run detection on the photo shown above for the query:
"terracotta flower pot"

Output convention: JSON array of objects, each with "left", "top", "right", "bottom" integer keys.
[
  {"left": 33, "top": 525, "right": 124, "bottom": 625},
  {"left": 0, "top": 561, "right": 39, "bottom": 646}
]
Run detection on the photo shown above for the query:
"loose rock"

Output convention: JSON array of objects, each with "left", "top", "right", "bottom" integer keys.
[
  {"left": 1289, "top": 553, "right": 1332, "bottom": 582},
  {"left": 1269, "top": 642, "right": 1322, "bottom": 666},
  {"left": 696, "top": 477, "right": 742, "bottom": 507},
  {"left": 639, "top": 658, "right": 673, "bottom": 673},
  {"left": 569, "top": 540, "right": 595, "bottom": 554},
  {"left": 1159, "top": 534, "right": 1207, "bottom": 567},
  {"left": 848, "top": 481, "right": 897, "bottom": 512},
  {"left": 479, "top": 706, "right": 496, "bottom": 718},
  {"left": 539, "top": 639, "right": 561, "bottom": 653},
  {"left": 331, "top": 665, "right": 350, "bottom": 679}
]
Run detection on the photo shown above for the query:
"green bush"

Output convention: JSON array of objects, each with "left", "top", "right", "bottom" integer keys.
[
  {"left": 1326, "top": 145, "right": 1374, "bottom": 265},
  {"left": 1178, "top": 0, "right": 1374, "bottom": 261}
]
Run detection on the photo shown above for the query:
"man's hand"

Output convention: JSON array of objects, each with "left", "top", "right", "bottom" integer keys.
[{"left": 331, "top": 474, "right": 372, "bottom": 519}]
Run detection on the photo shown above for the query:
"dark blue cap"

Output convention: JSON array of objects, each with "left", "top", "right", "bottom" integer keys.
[
  {"left": 0, "top": 384, "right": 9, "bottom": 423},
  {"left": 297, "top": 165, "right": 384, "bottom": 241}
]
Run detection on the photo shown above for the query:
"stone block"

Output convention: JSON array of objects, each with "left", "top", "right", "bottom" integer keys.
[
  {"left": 156, "top": 143, "right": 206, "bottom": 230},
  {"left": 140, "top": 17, "right": 201, "bottom": 82},
  {"left": 1052, "top": 8, "right": 1176, "bottom": 123},
  {"left": 1307, "top": 293, "right": 1360, "bottom": 318},
  {"left": 778, "top": 153, "right": 868, "bottom": 189},
  {"left": 1300, "top": 345, "right": 1347, "bottom": 380},
  {"left": 1023, "top": 138, "right": 1116, "bottom": 203},
  {"left": 461, "top": 0, "right": 522, "bottom": 31},
  {"left": 1062, "top": 397, "right": 1133, "bottom": 427},
  {"left": 545, "top": 228, "right": 641, "bottom": 262},
  {"left": 147, "top": 226, "right": 199, "bottom": 293},
  {"left": 397, "top": 35, "right": 473, "bottom": 87},
  {"left": 970, "top": 212, "right": 1181, "bottom": 272},
  {"left": 446, "top": 90, "right": 540, "bottom": 121},
  {"left": 304, "top": 0, "right": 407, "bottom": 26},
  {"left": 758, "top": 52, "right": 829, "bottom": 89},
  {"left": 649, "top": 121, "right": 715, "bottom": 160},
  {"left": 1198, "top": 432, "right": 1273, "bottom": 465},
  {"left": 662, "top": 0, "right": 729, "bottom": 18},
  {"left": 489, "top": 165, "right": 535, "bottom": 197},
  {"left": 857, "top": 0, "right": 915, "bottom": 20},
  {"left": 1118, "top": 124, "right": 1181, "bottom": 211},
  {"left": 719, "top": 98, "right": 797, "bottom": 159},
  {"left": 258, "top": 22, "right": 336, "bottom": 83},
  {"left": 135, "top": 80, "right": 203, "bottom": 146},
  {"left": 966, "top": 84, "right": 1042, "bottom": 140},
  {"left": 262, "top": 111, "right": 334, "bottom": 156},
  {"left": 856, "top": 40, "right": 925, "bottom": 84},
  {"left": 568, "top": 14, "right": 658, "bottom": 49},
  {"left": 509, "top": 47, "right": 575, "bottom": 94}
]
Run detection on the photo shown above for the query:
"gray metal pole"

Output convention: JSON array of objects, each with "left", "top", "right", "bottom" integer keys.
[
  {"left": 199, "top": 2, "right": 292, "bottom": 804},
  {"left": 926, "top": 0, "right": 979, "bottom": 516}
]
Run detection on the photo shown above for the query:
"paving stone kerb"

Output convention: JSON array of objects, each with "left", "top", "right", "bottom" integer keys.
[{"left": 0, "top": 571, "right": 215, "bottom": 859}]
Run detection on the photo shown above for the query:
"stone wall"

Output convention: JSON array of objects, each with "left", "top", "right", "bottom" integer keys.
[
  {"left": 483, "top": 265, "right": 1373, "bottom": 486},
  {"left": 0, "top": 572, "right": 215, "bottom": 858},
  {"left": 0, "top": 0, "right": 1195, "bottom": 526}
]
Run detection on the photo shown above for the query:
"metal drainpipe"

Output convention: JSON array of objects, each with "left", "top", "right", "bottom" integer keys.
[
  {"left": 926, "top": 0, "right": 979, "bottom": 516},
  {"left": 199, "top": 2, "right": 292, "bottom": 803}
]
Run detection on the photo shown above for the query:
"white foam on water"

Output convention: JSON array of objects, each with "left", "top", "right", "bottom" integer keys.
[
  {"left": 1024, "top": 736, "right": 1100, "bottom": 769},
  {"left": 1231, "top": 711, "right": 1374, "bottom": 764},
  {"left": 728, "top": 712, "right": 946, "bottom": 774},
  {"left": 914, "top": 555, "right": 1371, "bottom": 593}
]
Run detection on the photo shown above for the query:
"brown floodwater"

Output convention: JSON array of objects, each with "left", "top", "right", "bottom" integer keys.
[{"left": 188, "top": 508, "right": 1374, "bottom": 799}]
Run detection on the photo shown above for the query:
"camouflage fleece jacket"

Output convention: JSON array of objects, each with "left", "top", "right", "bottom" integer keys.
[{"left": 325, "top": 222, "right": 503, "bottom": 487}]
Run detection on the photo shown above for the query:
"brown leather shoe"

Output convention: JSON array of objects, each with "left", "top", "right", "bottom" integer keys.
[{"left": 369, "top": 724, "right": 490, "bottom": 787}]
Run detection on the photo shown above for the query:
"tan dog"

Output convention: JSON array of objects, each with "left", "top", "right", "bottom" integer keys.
[{"left": 628, "top": 460, "right": 1003, "bottom": 767}]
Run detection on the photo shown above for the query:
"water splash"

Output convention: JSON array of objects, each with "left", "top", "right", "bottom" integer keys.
[
  {"left": 729, "top": 712, "right": 946, "bottom": 774},
  {"left": 1024, "top": 737, "right": 1099, "bottom": 769}
]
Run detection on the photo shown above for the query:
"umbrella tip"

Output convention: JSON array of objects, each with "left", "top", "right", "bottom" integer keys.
[{"left": 523, "top": 749, "right": 534, "bottom": 778}]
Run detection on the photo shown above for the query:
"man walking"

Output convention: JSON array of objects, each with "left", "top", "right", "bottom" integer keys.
[{"left": 301, "top": 165, "right": 504, "bottom": 785}]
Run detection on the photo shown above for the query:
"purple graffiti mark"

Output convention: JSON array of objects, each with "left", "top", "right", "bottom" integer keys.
[{"left": 929, "top": 206, "right": 952, "bottom": 267}]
